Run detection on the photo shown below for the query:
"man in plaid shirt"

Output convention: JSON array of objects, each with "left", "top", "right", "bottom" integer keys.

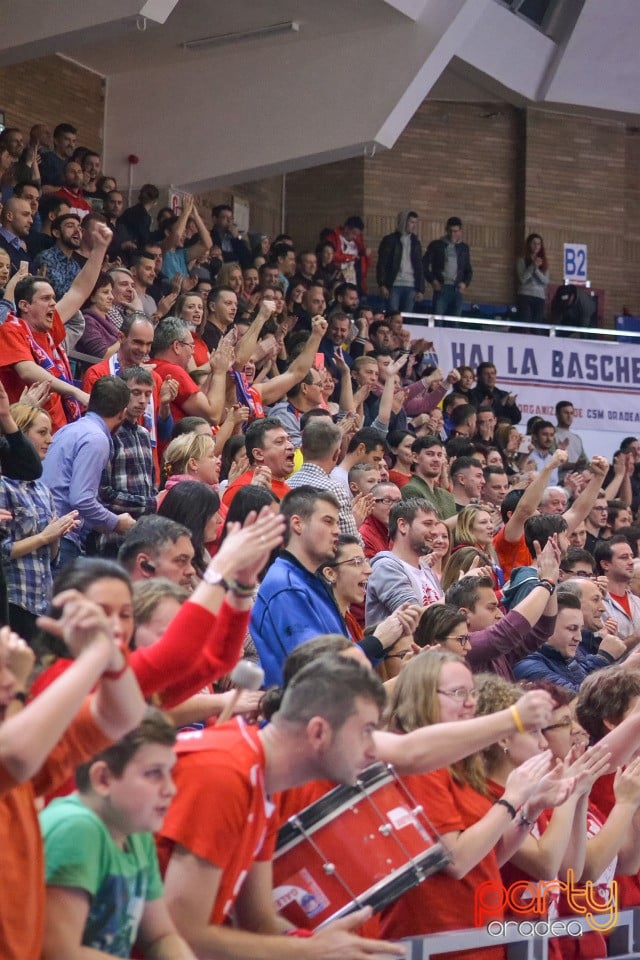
[{"left": 97, "top": 366, "right": 158, "bottom": 553}]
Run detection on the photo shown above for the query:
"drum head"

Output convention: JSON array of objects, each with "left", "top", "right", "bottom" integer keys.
[{"left": 277, "top": 762, "right": 392, "bottom": 850}]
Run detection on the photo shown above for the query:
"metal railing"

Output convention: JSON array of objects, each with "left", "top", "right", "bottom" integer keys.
[
  {"left": 403, "top": 908, "right": 640, "bottom": 959},
  {"left": 401, "top": 312, "right": 638, "bottom": 341}
]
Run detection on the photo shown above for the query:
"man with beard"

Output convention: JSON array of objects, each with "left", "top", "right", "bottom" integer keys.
[
  {"left": 402, "top": 435, "right": 456, "bottom": 519},
  {"left": 366, "top": 499, "right": 443, "bottom": 621},
  {"left": 327, "top": 280, "right": 359, "bottom": 321},
  {"left": 251, "top": 487, "right": 344, "bottom": 685},
  {"left": 54, "top": 160, "right": 92, "bottom": 219},
  {"left": 33, "top": 213, "right": 82, "bottom": 298},
  {"left": 39, "top": 122, "right": 77, "bottom": 190}
]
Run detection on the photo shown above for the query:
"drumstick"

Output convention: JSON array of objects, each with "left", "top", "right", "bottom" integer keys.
[{"left": 217, "top": 659, "right": 265, "bottom": 724}]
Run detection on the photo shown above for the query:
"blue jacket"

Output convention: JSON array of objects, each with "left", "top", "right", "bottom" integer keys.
[
  {"left": 513, "top": 643, "right": 614, "bottom": 692},
  {"left": 251, "top": 551, "right": 345, "bottom": 686}
]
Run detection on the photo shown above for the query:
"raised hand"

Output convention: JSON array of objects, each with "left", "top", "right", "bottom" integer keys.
[
  {"left": 210, "top": 339, "right": 235, "bottom": 374},
  {"left": 36, "top": 590, "right": 114, "bottom": 659},
  {"left": 89, "top": 221, "right": 114, "bottom": 249},
  {"left": 159, "top": 376, "right": 179, "bottom": 405},
  {"left": 590, "top": 455, "right": 609, "bottom": 480},
  {"left": 250, "top": 465, "right": 272, "bottom": 490},
  {"left": 533, "top": 533, "right": 561, "bottom": 584},
  {"left": 513, "top": 689, "right": 554, "bottom": 731},
  {"left": 156, "top": 291, "right": 178, "bottom": 318},
  {"left": 1, "top": 625, "right": 36, "bottom": 691},
  {"left": 352, "top": 492, "right": 375, "bottom": 528},
  {"left": 210, "top": 507, "right": 287, "bottom": 585},
  {"left": 564, "top": 742, "right": 612, "bottom": 794},
  {"left": 40, "top": 510, "right": 80, "bottom": 544},
  {"left": 525, "top": 757, "right": 578, "bottom": 818},
  {"left": 227, "top": 452, "right": 249, "bottom": 485},
  {"left": 19, "top": 379, "right": 51, "bottom": 409},
  {"left": 613, "top": 756, "right": 640, "bottom": 808},
  {"left": 311, "top": 315, "right": 328, "bottom": 338},
  {"left": 503, "top": 750, "right": 554, "bottom": 811}
]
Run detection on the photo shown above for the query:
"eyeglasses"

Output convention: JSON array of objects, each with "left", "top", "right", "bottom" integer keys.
[
  {"left": 373, "top": 497, "right": 402, "bottom": 505},
  {"left": 437, "top": 687, "right": 478, "bottom": 702},
  {"left": 177, "top": 339, "right": 195, "bottom": 349},
  {"left": 541, "top": 716, "right": 573, "bottom": 733},
  {"left": 445, "top": 634, "right": 471, "bottom": 648},
  {"left": 592, "top": 506, "right": 608, "bottom": 512},
  {"left": 333, "top": 556, "right": 368, "bottom": 568}
]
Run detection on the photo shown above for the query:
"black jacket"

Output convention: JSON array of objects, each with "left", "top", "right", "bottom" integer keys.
[
  {"left": 423, "top": 237, "right": 472, "bottom": 287},
  {"left": 469, "top": 384, "right": 522, "bottom": 425},
  {"left": 376, "top": 231, "right": 424, "bottom": 291},
  {"left": 211, "top": 227, "right": 252, "bottom": 269}
]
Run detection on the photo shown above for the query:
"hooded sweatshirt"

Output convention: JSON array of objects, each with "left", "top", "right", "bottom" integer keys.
[{"left": 395, "top": 210, "right": 415, "bottom": 287}]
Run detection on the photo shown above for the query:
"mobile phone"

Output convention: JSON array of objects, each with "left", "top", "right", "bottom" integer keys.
[{"left": 518, "top": 436, "right": 531, "bottom": 455}]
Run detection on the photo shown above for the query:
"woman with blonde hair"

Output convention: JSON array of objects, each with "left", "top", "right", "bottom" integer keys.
[
  {"left": 381, "top": 650, "right": 575, "bottom": 959},
  {"left": 453, "top": 504, "right": 504, "bottom": 586},
  {"left": 158, "top": 430, "right": 221, "bottom": 508},
  {"left": 428, "top": 519, "right": 451, "bottom": 582}
]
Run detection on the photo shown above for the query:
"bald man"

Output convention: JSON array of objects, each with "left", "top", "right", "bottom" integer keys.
[{"left": 0, "top": 197, "right": 33, "bottom": 273}]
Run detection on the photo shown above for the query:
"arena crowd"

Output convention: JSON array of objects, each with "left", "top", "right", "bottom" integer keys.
[{"left": 1, "top": 120, "right": 640, "bottom": 960}]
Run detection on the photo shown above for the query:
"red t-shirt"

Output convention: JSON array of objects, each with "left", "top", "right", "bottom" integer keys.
[
  {"left": 156, "top": 719, "right": 277, "bottom": 924},
  {"left": 609, "top": 592, "right": 631, "bottom": 617},
  {"left": 150, "top": 358, "right": 200, "bottom": 425},
  {"left": 380, "top": 766, "right": 505, "bottom": 960},
  {"left": 0, "top": 311, "right": 71, "bottom": 432},
  {"left": 590, "top": 772, "right": 640, "bottom": 909},
  {"left": 222, "top": 469, "right": 291, "bottom": 507},
  {"left": 388, "top": 469, "right": 412, "bottom": 489},
  {"left": 193, "top": 335, "right": 209, "bottom": 368},
  {"left": 0, "top": 702, "right": 110, "bottom": 960}
]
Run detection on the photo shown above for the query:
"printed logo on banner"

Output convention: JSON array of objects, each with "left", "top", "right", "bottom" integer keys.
[{"left": 273, "top": 868, "right": 329, "bottom": 918}]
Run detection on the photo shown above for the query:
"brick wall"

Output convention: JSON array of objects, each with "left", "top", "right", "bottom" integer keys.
[
  {"left": 523, "top": 109, "right": 632, "bottom": 317},
  {"left": 0, "top": 55, "right": 104, "bottom": 151},
  {"left": 284, "top": 157, "right": 365, "bottom": 253},
  {"left": 362, "top": 101, "right": 521, "bottom": 306},
  {"left": 195, "top": 176, "right": 283, "bottom": 237}
]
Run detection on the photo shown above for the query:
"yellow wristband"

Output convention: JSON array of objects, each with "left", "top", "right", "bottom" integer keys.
[{"left": 510, "top": 704, "right": 526, "bottom": 734}]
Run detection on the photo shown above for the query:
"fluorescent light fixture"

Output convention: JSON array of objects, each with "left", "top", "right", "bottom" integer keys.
[{"left": 183, "top": 20, "right": 299, "bottom": 51}]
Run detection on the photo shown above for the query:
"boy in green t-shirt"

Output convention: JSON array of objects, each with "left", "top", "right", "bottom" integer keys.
[{"left": 40, "top": 709, "right": 195, "bottom": 959}]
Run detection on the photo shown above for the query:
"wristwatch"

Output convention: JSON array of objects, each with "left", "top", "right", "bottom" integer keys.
[
  {"left": 537, "top": 579, "right": 556, "bottom": 595},
  {"left": 203, "top": 567, "right": 229, "bottom": 589}
]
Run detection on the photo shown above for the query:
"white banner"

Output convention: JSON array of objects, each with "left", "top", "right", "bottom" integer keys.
[{"left": 405, "top": 325, "right": 640, "bottom": 436}]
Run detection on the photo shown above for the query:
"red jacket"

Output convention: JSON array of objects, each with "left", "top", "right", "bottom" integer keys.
[{"left": 326, "top": 226, "right": 370, "bottom": 294}]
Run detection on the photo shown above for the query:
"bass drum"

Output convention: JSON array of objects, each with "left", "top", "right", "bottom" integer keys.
[{"left": 273, "top": 762, "right": 450, "bottom": 929}]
